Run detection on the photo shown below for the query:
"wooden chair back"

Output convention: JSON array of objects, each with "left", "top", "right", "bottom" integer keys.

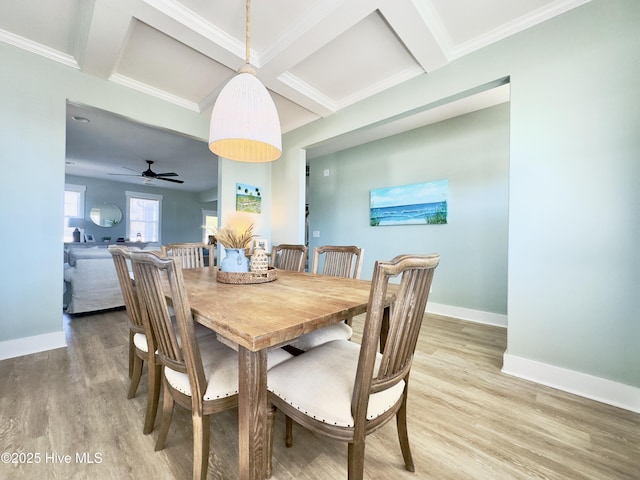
[
  {"left": 312, "top": 245, "right": 364, "bottom": 279},
  {"left": 162, "top": 243, "right": 213, "bottom": 269},
  {"left": 108, "top": 246, "right": 145, "bottom": 333},
  {"left": 356, "top": 254, "right": 439, "bottom": 419},
  {"left": 109, "top": 245, "right": 162, "bottom": 435},
  {"left": 129, "top": 251, "right": 207, "bottom": 399},
  {"left": 270, "top": 244, "right": 308, "bottom": 272}
]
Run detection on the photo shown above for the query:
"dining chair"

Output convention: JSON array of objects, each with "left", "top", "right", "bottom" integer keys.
[
  {"left": 269, "top": 244, "right": 308, "bottom": 272},
  {"left": 108, "top": 245, "right": 161, "bottom": 435},
  {"left": 312, "top": 245, "right": 364, "bottom": 280},
  {"left": 129, "top": 250, "right": 292, "bottom": 480},
  {"left": 266, "top": 253, "right": 440, "bottom": 480},
  {"left": 289, "top": 245, "right": 364, "bottom": 352},
  {"left": 162, "top": 242, "right": 214, "bottom": 268}
]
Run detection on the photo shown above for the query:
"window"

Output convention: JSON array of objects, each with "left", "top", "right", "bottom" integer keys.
[
  {"left": 64, "top": 184, "right": 86, "bottom": 242},
  {"left": 202, "top": 210, "right": 218, "bottom": 243},
  {"left": 126, "top": 191, "right": 162, "bottom": 243}
]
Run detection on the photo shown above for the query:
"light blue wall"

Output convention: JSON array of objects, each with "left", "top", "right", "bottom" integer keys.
[
  {"left": 308, "top": 103, "right": 510, "bottom": 315},
  {"left": 505, "top": 1, "right": 639, "bottom": 386},
  {"left": 215, "top": 158, "right": 273, "bottom": 263},
  {"left": 65, "top": 175, "right": 216, "bottom": 244},
  {"left": 0, "top": 47, "right": 66, "bottom": 341},
  {"left": 0, "top": 42, "right": 213, "bottom": 343},
  {"left": 277, "top": 0, "right": 640, "bottom": 388}
]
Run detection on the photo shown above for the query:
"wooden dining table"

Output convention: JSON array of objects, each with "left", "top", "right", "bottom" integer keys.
[{"left": 178, "top": 267, "right": 383, "bottom": 480}]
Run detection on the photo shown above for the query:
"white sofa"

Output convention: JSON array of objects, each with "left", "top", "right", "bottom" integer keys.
[{"left": 63, "top": 244, "right": 160, "bottom": 314}]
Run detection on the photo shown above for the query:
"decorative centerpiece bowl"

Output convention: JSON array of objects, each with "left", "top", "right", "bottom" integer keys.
[{"left": 216, "top": 266, "right": 277, "bottom": 284}]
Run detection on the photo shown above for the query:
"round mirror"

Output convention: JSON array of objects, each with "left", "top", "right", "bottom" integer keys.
[{"left": 89, "top": 203, "right": 123, "bottom": 227}]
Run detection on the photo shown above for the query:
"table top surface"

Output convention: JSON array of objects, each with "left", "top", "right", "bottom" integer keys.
[{"left": 180, "top": 268, "right": 376, "bottom": 352}]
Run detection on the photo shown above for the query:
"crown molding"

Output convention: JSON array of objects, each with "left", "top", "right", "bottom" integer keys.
[
  {"left": 110, "top": 73, "right": 200, "bottom": 112},
  {"left": 0, "top": 28, "right": 79, "bottom": 69},
  {"left": 142, "top": 0, "right": 253, "bottom": 64},
  {"left": 337, "top": 65, "right": 425, "bottom": 110},
  {"left": 451, "top": 0, "right": 592, "bottom": 59}
]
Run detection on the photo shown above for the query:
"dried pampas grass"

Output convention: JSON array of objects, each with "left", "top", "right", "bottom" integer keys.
[{"left": 214, "top": 224, "right": 254, "bottom": 249}]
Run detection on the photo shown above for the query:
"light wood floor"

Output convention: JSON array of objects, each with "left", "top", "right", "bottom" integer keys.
[{"left": 0, "top": 309, "right": 638, "bottom": 479}]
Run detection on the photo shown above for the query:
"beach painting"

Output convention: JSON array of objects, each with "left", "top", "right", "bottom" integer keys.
[
  {"left": 236, "top": 183, "right": 262, "bottom": 213},
  {"left": 370, "top": 179, "right": 448, "bottom": 226}
]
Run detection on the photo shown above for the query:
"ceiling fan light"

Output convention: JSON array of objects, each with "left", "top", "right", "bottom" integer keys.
[{"left": 209, "top": 69, "right": 282, "bottom": 163}]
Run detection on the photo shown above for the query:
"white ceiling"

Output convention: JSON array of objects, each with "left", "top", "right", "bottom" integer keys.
[{"left": 0, "top": 0, "right": 590, "bottom": 192}]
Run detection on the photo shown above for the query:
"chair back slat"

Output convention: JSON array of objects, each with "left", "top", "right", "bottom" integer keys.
[
  {"left": 312, "top": 245, "right": 363, "bottom": 279},
  {"left": 130, "top": 253, "right": 184, "bottom": 371},
  {"left": 162, "top": 243, "right": 213, "bottom": 269},
  {"left": 380, "top": 266, "right": 435, "bottom": 377},
  {"left": 270, "top": 244, "right": 308, "bottom": 272},
  {"left": 352, "top": 254, "right": 439, "bottom": 419},
  {"left": 109, "top": 246, "right": 145, "bottom": 332}
]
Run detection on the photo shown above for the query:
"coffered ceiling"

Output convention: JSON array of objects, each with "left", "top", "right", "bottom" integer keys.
[{"left": 0, "top": 0, "right": 590, "bottom": 191}]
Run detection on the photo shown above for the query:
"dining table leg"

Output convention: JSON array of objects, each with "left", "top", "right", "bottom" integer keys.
[{"left": 238, "top": 346, "right": 268, "bottom": 480}]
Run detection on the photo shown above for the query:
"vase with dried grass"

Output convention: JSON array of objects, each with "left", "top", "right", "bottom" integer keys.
[{"left": 215, "top": 224, "right": 254, "bottom": 272}]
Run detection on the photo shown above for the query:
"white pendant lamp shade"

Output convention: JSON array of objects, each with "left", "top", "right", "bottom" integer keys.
[{"left": 209, "top": 67, "right": 282, "bottom": 163}]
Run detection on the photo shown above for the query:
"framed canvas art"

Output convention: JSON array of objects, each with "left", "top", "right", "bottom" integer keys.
[
  {"left": 370, "top": 179, "right": 448, "bottom": 226},
  {"left": 236, "top": 183, "right": 262, "bottom": 213}
]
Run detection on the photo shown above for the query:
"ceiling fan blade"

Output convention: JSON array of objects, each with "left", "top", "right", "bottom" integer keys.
[
  {"left": 157, "top": 177, "right": 184, "bottom": 184},
  {"left": 109, "top": 160, "right": 182, "bottom": 184}
]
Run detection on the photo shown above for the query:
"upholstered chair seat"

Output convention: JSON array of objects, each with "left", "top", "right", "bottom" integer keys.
[
  {"left": 164, "top": 337, "right": 292, "bottom": 401},
  {"left": 132, "top": 319, "right": 216, "bottom": 355},
  {"left": 288, "top": 322, "right": 353, "bottom": 352},
  {"left": 132, "top": 332, "right": 150, "bottom": 354},
  {"left": 268, "top": 340, "right": 404, "bottom": 427}
]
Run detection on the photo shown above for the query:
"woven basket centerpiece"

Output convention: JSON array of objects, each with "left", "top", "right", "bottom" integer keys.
[{"left": 216, "top": 267, "right": 277, "bottom": 284}]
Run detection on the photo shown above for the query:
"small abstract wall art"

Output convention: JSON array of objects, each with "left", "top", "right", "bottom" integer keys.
[
  {"left": 370, "top": 179, "right": 448, "bottom": 226},
  {"left": 236, "top": 183, "right": 262, "bottom": 213}
]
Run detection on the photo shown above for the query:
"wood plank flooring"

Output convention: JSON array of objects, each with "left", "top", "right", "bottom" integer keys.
[{"left": 0, "top": 309, "right": 638, "bottom": 479}]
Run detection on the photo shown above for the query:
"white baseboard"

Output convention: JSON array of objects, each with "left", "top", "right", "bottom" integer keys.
[
  {"left": 502, "top": 352, "right": 640, "bottom": 414},
  {"left": 0, "top": 331, "right": 67, "bottom": 361},
  {"left": 427, "top": 302, "right": 508, "bottom": 328}
]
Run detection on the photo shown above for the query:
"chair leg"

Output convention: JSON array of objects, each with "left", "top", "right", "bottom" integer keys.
[
  {"left": 192, "top": 413, "right": 211, "bottom": 480},
  {"left": 285, "top": 416, "right": 293, "bottom": 448},
  {"left": 154, "top": 380, "right": 174, "bottom": 451},
  {"left": 128, "top": 354, "right": 143, "bottom": 399},
  {"left": 128, "top": 332, "right": 135, "bottom": 378},
  {"left": 266, "top": 404, "right": 277, "bottom": 479},
  {"left": 143, "top": 363, "right": 161, "bottom": 434},
  {"left": 347, "top": 439, "right": 366, "bottom": 480},
  {"left": 396, "top": 394, "right": 415, "bottom": 472}
]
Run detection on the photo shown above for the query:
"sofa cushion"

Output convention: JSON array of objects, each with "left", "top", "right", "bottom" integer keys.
[
  {"left": 64, "top": 248, "right": 124, "bottom": 314},
  {"left": 67, "top": 247, "right": 113, "bottom": 266}
]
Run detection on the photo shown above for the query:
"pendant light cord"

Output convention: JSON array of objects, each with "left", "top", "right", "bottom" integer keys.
[
  {"left": 245, "top": 0, "right": 251, "bottom": 65},
  {"left": 238, "top": 0, "right": 256, "bottom": 75}
]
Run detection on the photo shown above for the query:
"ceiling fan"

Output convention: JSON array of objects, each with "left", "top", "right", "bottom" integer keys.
[{"left": 109, "top": 160, "right": 184, "bottom": 184}]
